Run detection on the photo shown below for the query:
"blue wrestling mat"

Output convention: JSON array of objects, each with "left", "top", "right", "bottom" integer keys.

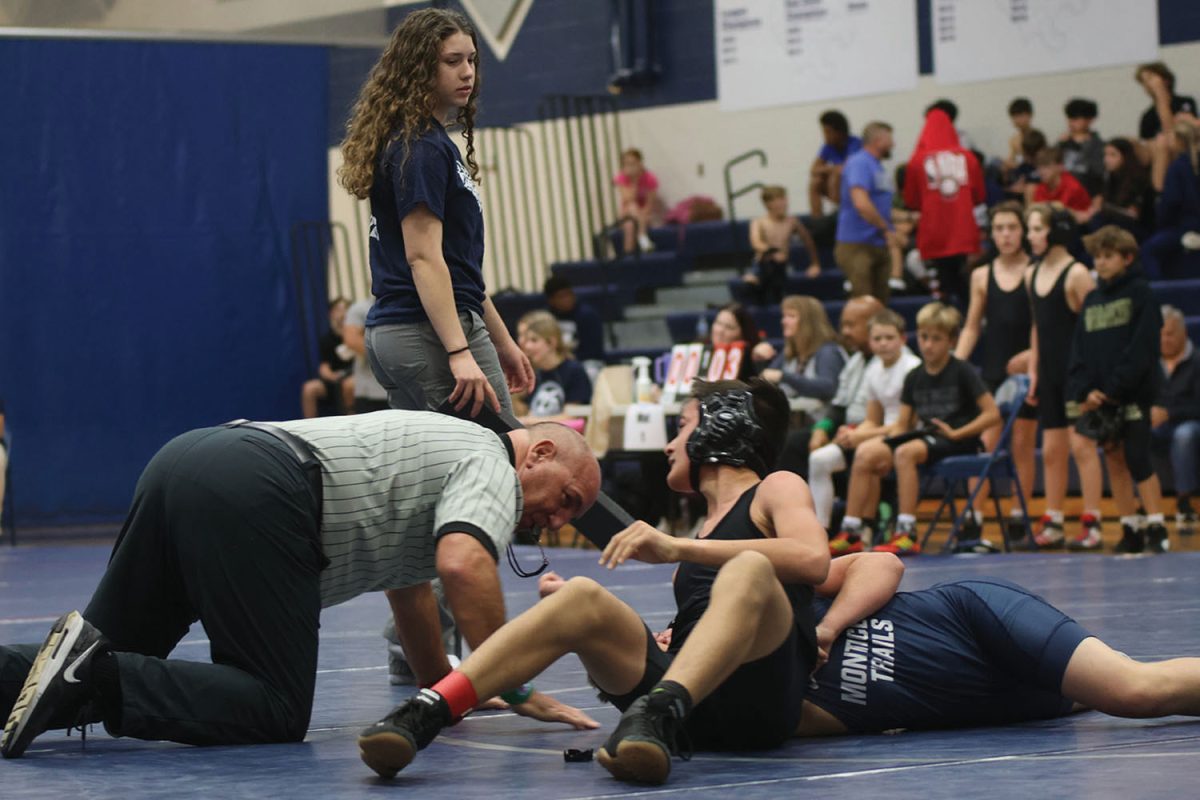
[{"left": 2, "top": 544, "right": 1199, "bottom": 799}]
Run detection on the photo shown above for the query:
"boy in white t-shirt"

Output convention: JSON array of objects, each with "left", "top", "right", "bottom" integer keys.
[{"left": 822, "top": 309, "right": 922, "bottom": 554}]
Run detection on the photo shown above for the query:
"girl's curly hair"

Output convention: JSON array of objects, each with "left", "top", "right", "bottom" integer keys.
[{"left": 338, "top": 9, "right": 481, "bottom": 200}]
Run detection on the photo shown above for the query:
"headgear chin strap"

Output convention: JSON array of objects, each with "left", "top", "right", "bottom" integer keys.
[{"left": 685, "top": 389, "right": 768, "bottom": 491}]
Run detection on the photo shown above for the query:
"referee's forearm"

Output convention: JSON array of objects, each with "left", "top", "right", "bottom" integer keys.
[{"left": 437, "top": 533, "right": 508, "bottom": 653}]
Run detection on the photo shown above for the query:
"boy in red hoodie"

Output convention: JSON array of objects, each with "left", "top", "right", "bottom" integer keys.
[{"left": 903, "top": 109, "right": 986, "bottom": 307}]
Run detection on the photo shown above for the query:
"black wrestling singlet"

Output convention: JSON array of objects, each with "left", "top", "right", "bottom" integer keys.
[
  {"left": 670, "top": 485, "right": 817, "bottom": 663},
  {"left": 981, "top": 261, "right": 1032, "bottom": 388},
  {"left": 1030, "top": 259, "right": 1078, "bottom": 387}
]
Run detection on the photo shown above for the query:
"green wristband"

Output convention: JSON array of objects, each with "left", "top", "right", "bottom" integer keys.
[
  {"left": 500, "top": 683, "right": 535, "bottom": 705},
  {"left": 814, "top": 418, "right": 835, "bottom": 435}
]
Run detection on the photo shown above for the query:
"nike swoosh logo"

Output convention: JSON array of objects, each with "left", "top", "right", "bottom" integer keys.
[{"left": 63, "top": 641, "right": 102, "bottom": 685}]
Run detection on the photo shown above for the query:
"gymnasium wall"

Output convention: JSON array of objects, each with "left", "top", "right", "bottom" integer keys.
[
  {"left": 1, "top": 38, "right": 329, "bottom": 525},
  {"left": 326, "top": 0, "right": 1200, "bottom": 295}
]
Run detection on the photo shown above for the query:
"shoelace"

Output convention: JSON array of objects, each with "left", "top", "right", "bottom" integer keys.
[
  {"left": 64, "top": 701, "right": 98, "bottom": 750},
  {"left": 637, "top": 707, "right": 693, "bottom": 762}
]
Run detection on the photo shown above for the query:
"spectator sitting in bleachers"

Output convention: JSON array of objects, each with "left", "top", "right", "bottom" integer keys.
[
  {"left": 514, "top": 311, "right": 592, "bottom": 424},
  {"left": 342, "top": 299, "right": 391, "bottom": 414},
  {"left": 903, "top": 108, "right": 986, "bottom": 307},
  {"left": 1001, "top": 97, "right": 1034, "bottom": 177},
  {"left": 836, "top": 121, "right": 899, "bottom": 302},
  {"left": 543, "top": 274, "right": 604, "bottom": 362},
  {"left": 776, "top": 295, "right": 883, "bottom": 481},
  {"left": 741, "top": 185, "right": 821, "bottom": 305},
  {"left": 706, "top": 302, "right": 764, "bottom": 381},
  {"left": 1152, "top": 305, "right": 1200, "bottom": 532},
  {"left": 819, "top": 309, "right": 921, "bottom": 552},
  {"left": 808, "top": 109, "right": 862, "bottom": 218},
  {"left": 1060, "top": 98, "right": 1105, "bottom": 196},
  {"left": 1136, "top": 61, "right": 1198, "bottom": 144},
  {"left": 614, "top": 148, "right": 663, "bottom": 255},
  {"left": 757, "top": 295, "right": 845, "bottom": 415},
  {"left": 1030, "top": 146, "right": 1092, "bottom": 220},
  {"left": 1143, "top": 121, "right": 1200, "bottom": 280},
  {"left": 841, "top": 303, "right": 1000, "bottom": 556},
  {"left": 1003, "top": 128, "right": 1047, "bottom": 201},
  {"left": 300, "top": 297, "right": 353, "bottom": 418},
  {"left": 1083, "top": 137, "right": 1154, "bottom": 240}
]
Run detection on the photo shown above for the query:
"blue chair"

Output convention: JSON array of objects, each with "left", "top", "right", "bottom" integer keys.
[{"left": 918, "top": 376, "right": 1032, "bottom": 553}]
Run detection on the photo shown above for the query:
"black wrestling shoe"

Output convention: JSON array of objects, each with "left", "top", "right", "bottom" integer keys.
[
  {"left": 597, "top": 694, "right": 691, "bottom": 785},
  {"left": 1114, "top": 524, "right": 1146, "bottom": 555},
  {"left": 2, "top": 611, "right": 106, "bottom": 759},
  {"left": 1146, "top": 523, "right": 1170, "bottom": 554},
  {"left": 358, "top": 689, "right": 451, "bottom": 779}
]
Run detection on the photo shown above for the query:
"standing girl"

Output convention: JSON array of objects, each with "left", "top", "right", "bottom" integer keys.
[
  {"left": 339, "top": 9, "right": 533, "bottom": 418},
  {"left": 1025, "top": 204, "right": 1104, "bottom": 549}
]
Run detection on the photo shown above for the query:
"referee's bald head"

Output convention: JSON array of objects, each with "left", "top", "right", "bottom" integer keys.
[{"left": 516, "top": 423, "right": 601, "bottom": 530}]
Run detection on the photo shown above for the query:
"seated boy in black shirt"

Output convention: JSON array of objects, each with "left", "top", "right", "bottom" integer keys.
[
  {"left": 1067, "top": 225, "right": 1170, "bottom": 553},
  {"left": 841, "top": 302, "right": 1000, "bottom": 555}
]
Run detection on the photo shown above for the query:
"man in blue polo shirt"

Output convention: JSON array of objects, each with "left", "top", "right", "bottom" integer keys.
[{"left": 835, "top": 121, "right": 898, "bottom": 302}]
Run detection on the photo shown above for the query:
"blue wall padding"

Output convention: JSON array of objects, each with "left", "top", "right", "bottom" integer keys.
[{"left": 0, "top": 38, "right": 329, "bottom": 524}]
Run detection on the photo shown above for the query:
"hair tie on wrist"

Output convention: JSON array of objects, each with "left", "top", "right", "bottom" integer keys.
[
  {"left": 447, "top": 345, "right": 470, "bottom": 356},
  {"left": 500, "top": 683, "right": 535, "bottom": 705}
]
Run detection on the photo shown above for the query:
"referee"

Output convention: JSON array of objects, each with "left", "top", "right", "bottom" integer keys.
[{"left": 1, "top": 410, "right": 600, "bottom": 757}]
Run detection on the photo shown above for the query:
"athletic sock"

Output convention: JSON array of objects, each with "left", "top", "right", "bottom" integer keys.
[
  {"left": 896, "top": 513, "right": 916, "bottom": 532},
  {"left": 1119, "top": 514, "right": 1141, "bottom": 529},
  {"left": 1083, "top": 509, "right": 1103, "bottom": 523},
  {"left": 841, "top": 516, "right": 862, "bottom": 533},
  {"left": 1146, "top": 513, "right": 1165, "bottom": 525},
  {"left": 965, "top": 508, "right": 982, "bottom": 524},
  {"left": 429, "top": 671, "right": 479, "bottom": 720},
  {"left": 1046, "top": 509, "right": 1064, "bottom": 524},
  {"left": 646, "top": 680, "right": 693, "bottom": 721}
]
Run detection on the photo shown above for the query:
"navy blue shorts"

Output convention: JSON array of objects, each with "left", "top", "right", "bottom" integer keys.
[
  {"left": 806, "top": 578, "right": 1090, "bottom": 733},
  {"left": 598, "top": 623, "right": 810, "bottom": 751}
]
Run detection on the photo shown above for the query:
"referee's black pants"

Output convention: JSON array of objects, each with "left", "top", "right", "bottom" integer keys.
[{"left": 0, "top": 426, "right": 327, "bottom": 745}]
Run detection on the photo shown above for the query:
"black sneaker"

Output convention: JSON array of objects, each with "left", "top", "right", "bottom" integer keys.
[
  {"left": 358, "top": 689, "right": 452, "bottom": 779},
  {"left": 1114, "top": 524, "right": 1146, "bottom": 555},
  {"left": 1146, "top": 523, "right": 1170, "bottom": 554},
  {"left": 596, "top": 694, "right": 691, "bottom": 785},
  {"left": 1, "top": 611, "right": 106, "bottom": 759}
]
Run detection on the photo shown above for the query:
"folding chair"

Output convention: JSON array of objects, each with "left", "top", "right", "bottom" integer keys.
[{"left": 919, "top": 376, "right": 1032, "bottom": 553}]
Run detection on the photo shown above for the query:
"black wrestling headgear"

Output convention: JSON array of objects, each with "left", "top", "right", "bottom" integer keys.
[
  {"left": 685, "top": 389, "right": 768, "bottom": 490},
  {"left": 1047, "top": 208, "right": 1077, "bottom": 248}
]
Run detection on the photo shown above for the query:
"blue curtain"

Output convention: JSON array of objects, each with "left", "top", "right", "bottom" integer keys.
[{"left": 0, "top": 38, "right": 329, "bottom": 524}]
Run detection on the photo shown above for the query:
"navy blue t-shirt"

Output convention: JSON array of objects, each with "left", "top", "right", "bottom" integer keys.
[
  {"left": 526, "top": 359, "right": 592, "bottom": 417},
  {"left": 367, "top": 121, "right": 486, "bottom": 326},
  {"left": 806, "top": 579, "right": 1085, "bottom": 733}
]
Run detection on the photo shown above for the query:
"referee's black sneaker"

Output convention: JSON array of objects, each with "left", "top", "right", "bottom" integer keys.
[
  {"left": 358, "top": 689, "right": 451, "bottom": 779},
  {"left": 1, "top": 610, "right": 106, "bottom": 759},
  {"left": 596, "top": 694, "right": 691, "bottom": 785}
]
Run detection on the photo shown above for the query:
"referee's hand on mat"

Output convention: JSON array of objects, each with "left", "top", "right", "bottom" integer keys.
[{"left": 510, "top": 691, "right": 599, "bottom": 730}]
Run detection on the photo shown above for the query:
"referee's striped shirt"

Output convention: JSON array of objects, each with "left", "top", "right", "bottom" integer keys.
[{"left": 274, "top": 411, "right": 522, "bottom": 608}]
